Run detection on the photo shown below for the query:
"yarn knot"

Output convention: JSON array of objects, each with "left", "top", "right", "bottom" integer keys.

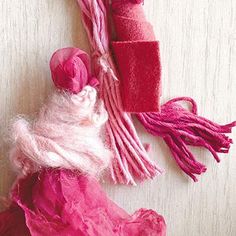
[{"left": 97, "top": 53, "right": 118, "bottom": 81}]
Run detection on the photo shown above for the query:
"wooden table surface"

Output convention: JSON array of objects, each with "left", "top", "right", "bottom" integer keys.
[{"left": 0, "top": 1, "right": 235, "bottom": 235}]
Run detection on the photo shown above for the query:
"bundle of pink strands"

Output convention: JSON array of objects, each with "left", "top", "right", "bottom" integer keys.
[{"left": 77, "top": 0, "right": 163, "bottom": 185}]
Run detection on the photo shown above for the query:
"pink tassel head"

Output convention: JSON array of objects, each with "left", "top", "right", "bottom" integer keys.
[{"left": 50, "top": 47, "right": 98, "bottom": 94}]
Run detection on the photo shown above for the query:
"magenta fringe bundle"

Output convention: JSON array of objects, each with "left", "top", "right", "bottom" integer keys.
[{"left": 137, "top": 97, "right": 236, "bottom": 181}]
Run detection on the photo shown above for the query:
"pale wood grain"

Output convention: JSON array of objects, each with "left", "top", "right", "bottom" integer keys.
[{"left": 0, "top": 1, "right": 235, "bottom": 235}]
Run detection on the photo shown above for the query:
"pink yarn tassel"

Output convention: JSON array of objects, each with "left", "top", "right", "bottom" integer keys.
[
  {"left": 77, "top": 0, "right": 162, "bottom": 185},
  {"left": 137, "top": 97, "right": 236, "bottom": 181}
]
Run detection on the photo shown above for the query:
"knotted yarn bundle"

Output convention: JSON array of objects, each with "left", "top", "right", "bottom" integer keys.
[{"left": 77, "top": 0, "right": 162, "bottom": 185}]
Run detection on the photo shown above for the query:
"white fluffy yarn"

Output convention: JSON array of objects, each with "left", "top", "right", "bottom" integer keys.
[{"left": 10, "top": 86, "right": 111, "bottom": 177}]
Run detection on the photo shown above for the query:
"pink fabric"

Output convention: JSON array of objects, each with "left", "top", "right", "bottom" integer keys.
[
  {"left": 50, "top": 47, "right": 98, "bottom": 93},
  {"left": 112, "top": 41, "right": 161, "bottom": 112},
  {"left": 111, "top": 0, "right": 161, "bottom": 112},
  {"left": 0, "top": 169, "right": 166, "bottom": 236},
  {"left": 77, "top": 0, "right": 162, "bottom": 185},
  {"left": 0, "top": 206, "right": 30, "bottom": 235}
]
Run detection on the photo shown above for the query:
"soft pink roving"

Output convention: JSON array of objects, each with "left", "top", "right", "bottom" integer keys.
[{"left": 11, "top": 85, "right": 111, "bottom": 177}]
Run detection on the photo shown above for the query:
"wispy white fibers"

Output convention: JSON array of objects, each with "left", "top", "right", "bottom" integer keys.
[{"left": 10, "top": 86, "right": 111, "bottom": 177}]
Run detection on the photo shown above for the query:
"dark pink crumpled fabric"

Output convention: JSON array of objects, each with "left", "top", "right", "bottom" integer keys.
[{"left": 0, "top": 169, "right": 166, "bottom": 236}]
